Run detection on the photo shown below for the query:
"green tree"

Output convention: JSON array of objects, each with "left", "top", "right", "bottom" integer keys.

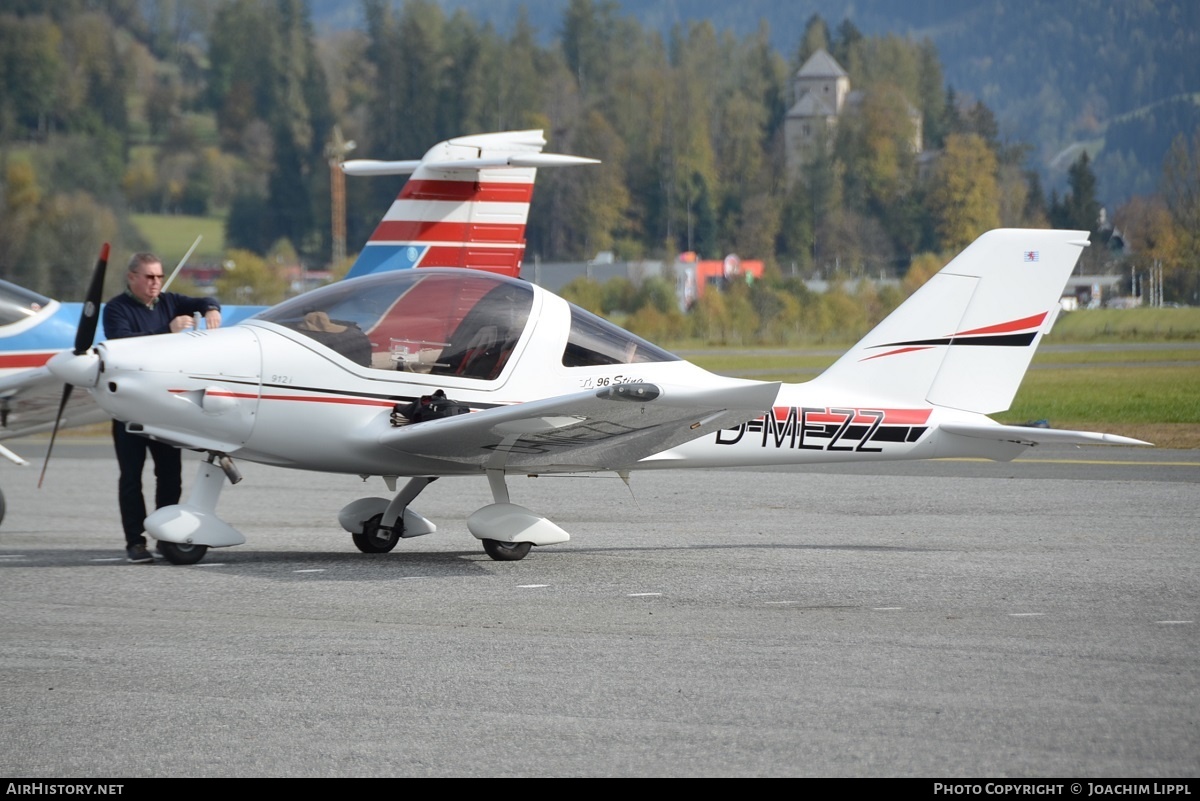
[
  {"left": 1052, "top": 151, "right": 1101, "bottom": 233},
  {"left": 831, "top": 19, "right": 863, "bottom": 67},
  {"left": 601, "top": 276, "right": 637, "bottom": 314},
  {"left": 0, "top": 14, "right": 62, "bottom": 139},
  {"left": 209, "top": 0, "right": 331, "bottom": 259},
  {"left": 634, "top": 276, "right": 676, "bottom": 314},
  {"left": 0, "top": 164, "right": 120, "bottom": 299},
  {"left": 215, "top": 248, "right": 288, "bottom": 305},
  {"left": 558, "top": 276, "right": 604, "bottom": 314},
  {"left": 927, "top": 133, "right": 1000, "bottom": 252},
  {"left": 1160, "top": 132, "right": 1200, "bottom": 302},
  {"left": 562, "top": 0, "right": 618, "bottom": 100},
  {"left": 795, "top": 14, "right": 829, "bottom": 66}
]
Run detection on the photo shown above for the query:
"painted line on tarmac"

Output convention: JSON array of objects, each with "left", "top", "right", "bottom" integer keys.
[
  {"left": 940, "top": 457, "right": 1200, "bottom": 467},
  {"left": 1017, "top": 458, "right": 1200, "bottom": 466}
]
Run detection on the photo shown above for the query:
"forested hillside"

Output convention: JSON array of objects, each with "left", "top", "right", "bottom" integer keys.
[
  {"left": 380, "top": 0, "right": 1200, "bottom": 206},
  {"left": 1, "top": 0, "right": 1197, "bottom": 335}
]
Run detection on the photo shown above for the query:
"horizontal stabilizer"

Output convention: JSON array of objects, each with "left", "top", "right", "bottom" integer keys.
[
  {"left": 940, "top": 422, "right": 1151, "bottom": 447},
  {"left": 343, "top": 153, "right": 599, "bottom": 176},
  {"left": 341, "top": 159, "right": 422, "bottom": 176}
]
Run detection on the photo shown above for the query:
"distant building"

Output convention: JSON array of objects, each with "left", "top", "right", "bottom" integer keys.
[
  {"left": 675, "top": 253, "right": 764, "bottom": 312},
  {"left": 784, "top": 49, "right": 923, "bottom": 183}
]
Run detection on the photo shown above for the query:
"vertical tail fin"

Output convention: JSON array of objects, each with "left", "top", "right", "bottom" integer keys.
[
  {"left": 341, "top": 130, "right": 599, "bottom": 280},
  {"left": 809, "top": 229, "right": 1090, "bottom": 414}
]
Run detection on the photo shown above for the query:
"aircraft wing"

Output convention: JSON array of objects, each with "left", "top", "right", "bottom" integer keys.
[
  {"left": 940, "top": 421, "right": 1151, "bottom": 447},
  {"left": 376, "top": 381, "right": 781, "bottom": 472},
  {"left": 0, "top": 366, "right": 109, "bottom": 451}
]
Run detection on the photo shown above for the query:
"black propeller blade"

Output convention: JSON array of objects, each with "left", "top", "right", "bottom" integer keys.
[
  {"left": 39, "top": 243, "right": 110, "bottom": 489},
  {"left": 75, "top": 242, "right": 109, "bottom": 355}
]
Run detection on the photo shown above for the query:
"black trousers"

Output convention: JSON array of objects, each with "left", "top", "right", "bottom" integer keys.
[{"left": 112, "top": 421, "right": 182, "bottom": 546}]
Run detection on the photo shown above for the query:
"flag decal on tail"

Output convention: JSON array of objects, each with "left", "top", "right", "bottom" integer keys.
[
  {"left": 1024, "top": 251, "right": 1040, "bottom": 262},
  {"left": 861, "top": 312, "right": 1048, "bottom": 361}
]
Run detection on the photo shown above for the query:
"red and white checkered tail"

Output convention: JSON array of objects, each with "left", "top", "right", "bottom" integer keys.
[{"left": 342, "top": 130, "right": 598, "bottom": 280}]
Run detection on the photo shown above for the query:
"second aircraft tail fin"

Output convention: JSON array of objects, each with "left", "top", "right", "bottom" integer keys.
[{"left": 342, "top": 130, "right": 598, "bottom": 280}]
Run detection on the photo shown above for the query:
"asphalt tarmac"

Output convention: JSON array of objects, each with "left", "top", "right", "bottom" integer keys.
[{"left": 1, "top": 440, "right": 1196, "bottom": 778}]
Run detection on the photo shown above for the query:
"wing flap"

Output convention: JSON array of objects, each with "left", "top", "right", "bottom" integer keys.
[
  {"left": 378, "top": 381, "right": 780, "bottom": 472},
  {"left": 940, "top": 422, "right": 1151, "bottom": 447}
]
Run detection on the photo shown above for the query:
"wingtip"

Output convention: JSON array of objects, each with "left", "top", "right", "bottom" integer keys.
[{"left": 1104, "top": 433, "right": 1154, "bottom": 447}]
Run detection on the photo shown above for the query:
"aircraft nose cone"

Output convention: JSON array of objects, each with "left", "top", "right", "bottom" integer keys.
[{"left": 47, "top": 349, "right": 101, "bottom": 388}]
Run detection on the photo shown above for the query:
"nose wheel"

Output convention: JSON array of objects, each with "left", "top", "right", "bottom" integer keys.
[{"left": 156, "top": 541, "right": 209, "bottom": 565}]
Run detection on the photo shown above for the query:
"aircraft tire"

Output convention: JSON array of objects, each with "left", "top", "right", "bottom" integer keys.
[
  {"left": 0, "top": 487, "right": 5, "bottom": 527},
  {"left": 156, "top": 541, "right": 209, "bottom": 565},
  {"left": 482, "top": 539, "right": 532, "bottom": 561},
  {"left": 352, "top": 514, "right": 400, "bottom": 553}
]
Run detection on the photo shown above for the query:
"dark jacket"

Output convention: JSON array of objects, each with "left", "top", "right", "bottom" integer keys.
[{"left": 103, "top": 291, "right": 220, "bottom": 340}]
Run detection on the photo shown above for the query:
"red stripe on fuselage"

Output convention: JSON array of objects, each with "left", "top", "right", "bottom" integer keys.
[
  {"left": 259, "top": 393, "right": 396, "bottom": 407},
  {"left": 399, "top": 180, "right": 534, "bottom": 203},
  {"left": 877, "top": 408, "right": 932, "bottom": 424},
  {"left": 173, "top": 388, "right": 398, "bottom": 408},
  {"left": 0, "top": 352, "right": 54, "bottom": 369},
  {"left": 767, "top": 406, "right": 932, "bottom": 425}
]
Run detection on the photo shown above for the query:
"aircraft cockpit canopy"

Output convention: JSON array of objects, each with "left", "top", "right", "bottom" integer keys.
[
  {"left": 255, "top": 270, "right": 533, "bottom": 378},
  {"left": 561, "top": 303, "right": 679, "bottom": 367},
  {"left": 0, "top": 279, "right": 50, "bottom": 327},
  {"left": 254, "top": 269, "right": 678, "bottom": 379}
]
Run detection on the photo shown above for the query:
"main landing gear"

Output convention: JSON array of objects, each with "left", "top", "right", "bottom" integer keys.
[
  {"left": 339, "top": 476, "right": 438, "bottom": 554},
  {"left": 341, "top": 471, "right": 571, "bottom": 561},
  {"left": 351, "top": 514, "right": 401, "bottom": 553},
  {"left": 462, "top": 470, "right": 569, "bottom": 561},
  {"left": 481, "top": 539, "right": 532, "bottom": 561}
]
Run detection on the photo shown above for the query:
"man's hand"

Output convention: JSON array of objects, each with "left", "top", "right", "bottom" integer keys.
[
  {"left": 204, "top": 309, "right": 222, "bottom": 330},
  {"left": 169, "top": 315, "right": 195, "bottom": 333}
]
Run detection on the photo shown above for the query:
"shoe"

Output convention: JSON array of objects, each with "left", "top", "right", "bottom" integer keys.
[{"left": 126, "top": 544, "right": 154, "bottom": 564}]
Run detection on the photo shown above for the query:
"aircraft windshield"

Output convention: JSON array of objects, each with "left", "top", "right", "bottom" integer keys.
[
  {"left": 562, "top": 304, "right": 679, "bottom": 366},
  {"left": 0, "top": 279, "right": 51, "bottom": 327},
  {"left": 255, "top": 270, "right": 534, "bottom": 380}
]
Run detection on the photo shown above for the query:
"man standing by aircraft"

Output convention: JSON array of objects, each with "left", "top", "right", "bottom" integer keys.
[{"left": 103, "top": 253, "right": 222, "bottom": 563}]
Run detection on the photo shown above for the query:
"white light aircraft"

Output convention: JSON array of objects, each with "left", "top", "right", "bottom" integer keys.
[{"left": 41, "top": 136, "right": 1148, "bottom": 564}]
